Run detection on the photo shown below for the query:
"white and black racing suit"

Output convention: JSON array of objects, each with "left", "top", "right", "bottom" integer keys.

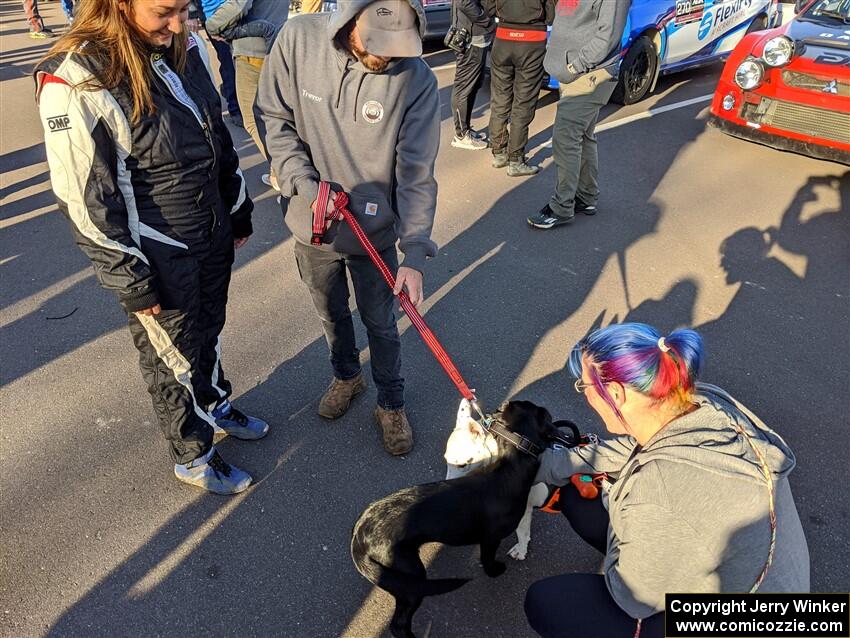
[{"left": 35, "top": 34, "right": 253, "bottom": 464}]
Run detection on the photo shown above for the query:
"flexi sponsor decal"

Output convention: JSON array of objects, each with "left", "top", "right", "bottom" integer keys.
[{"left": 698, "top": 0, "right": 755, "bottom": 41}]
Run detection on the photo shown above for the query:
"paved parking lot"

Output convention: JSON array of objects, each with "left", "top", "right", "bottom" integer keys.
[{"left": 1, "top": 3, "right": 848, "bottom": 637}]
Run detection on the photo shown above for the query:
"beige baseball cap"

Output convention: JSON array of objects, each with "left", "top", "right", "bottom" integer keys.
[{"left": 356, "top": 0, "right": 423, "bottom": 58}]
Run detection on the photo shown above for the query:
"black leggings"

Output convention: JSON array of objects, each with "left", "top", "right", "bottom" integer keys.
[{"left": 524, "top": 483, "right": 664, "bottom": 638}]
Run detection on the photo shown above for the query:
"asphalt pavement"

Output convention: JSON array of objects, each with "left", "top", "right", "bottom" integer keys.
[{"left": 1, "top": 3, "right": 849, "bottom": 637}]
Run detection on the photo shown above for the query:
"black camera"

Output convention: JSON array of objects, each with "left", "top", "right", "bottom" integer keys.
[{"left": 444, "top": 26, "right": 472, "bottom": 54}]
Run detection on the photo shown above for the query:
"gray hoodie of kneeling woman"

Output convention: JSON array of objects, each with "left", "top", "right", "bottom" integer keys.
[{"left": 536, "top": 383, "right": 810, "bottom": 619}]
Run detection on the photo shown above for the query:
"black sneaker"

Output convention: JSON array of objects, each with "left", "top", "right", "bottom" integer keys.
[
  {"left": 576, "top": 198, "right": 597, "bottom": 216},
  {"left": 527, "top": 205, "right": 574, "bottom": 229}
]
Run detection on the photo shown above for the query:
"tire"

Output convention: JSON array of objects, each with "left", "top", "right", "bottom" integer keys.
[
  {"left": 746, "top": 15, "right": 768, "bottom": 34},
  {"left": 611, "top": 34, "right": 659, "bottom": 105}
]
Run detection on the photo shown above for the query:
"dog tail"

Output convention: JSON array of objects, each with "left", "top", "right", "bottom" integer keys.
[{"left": 369, "top": 557, "right": 470, "bottom": 597}]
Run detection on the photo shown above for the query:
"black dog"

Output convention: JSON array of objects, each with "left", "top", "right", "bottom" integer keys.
[{"left": 350, "top": 400, "right": 558, "bottom": 638}]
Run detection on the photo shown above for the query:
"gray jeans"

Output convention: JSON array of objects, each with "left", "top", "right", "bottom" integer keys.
[{"left": 549, "top": 69, "right": 617, "bottom": 218}]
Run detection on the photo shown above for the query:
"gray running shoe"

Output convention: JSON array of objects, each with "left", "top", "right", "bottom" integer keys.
[
  {"left": 451, "top": 131, "right": 488, "bottom": 151},
  {"left": 527, "top": 205, "right": 574, "bottom": 230}
]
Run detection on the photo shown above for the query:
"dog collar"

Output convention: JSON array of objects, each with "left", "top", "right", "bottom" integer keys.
[{"left": 485, "top": 419, "right": 543, "bottom": 457}]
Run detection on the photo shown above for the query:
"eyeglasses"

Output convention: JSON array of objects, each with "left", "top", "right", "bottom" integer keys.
[{"left": 574, "top": 378, "right": 594, "bottom": 394}]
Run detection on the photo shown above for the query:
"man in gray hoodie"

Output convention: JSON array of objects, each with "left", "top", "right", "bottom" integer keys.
[
  {"left": 528, "top": 0, "right": 630, "bottom": 229},
  {"left": 257, "top": 0, "right": 439, "bottom": 455}
]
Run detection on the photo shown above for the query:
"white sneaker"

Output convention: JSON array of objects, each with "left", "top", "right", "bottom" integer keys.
[
  {"left": 469, "top": 128, "right": 488, "bottom": 142},
  {"left": 261, "top": 173, "right": 279, "bottom": 190},
  {"left": 451, "top": 132, "right": 488, "bottom": 151}
]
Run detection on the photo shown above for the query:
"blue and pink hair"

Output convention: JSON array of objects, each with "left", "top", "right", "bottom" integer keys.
[{"left": 569, "top": 323, "right": 704, "bottom": 417}]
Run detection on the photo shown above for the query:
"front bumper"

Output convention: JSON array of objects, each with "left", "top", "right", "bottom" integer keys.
[{"left": 708, "top": 114, "right": 850, "bottom": 165}]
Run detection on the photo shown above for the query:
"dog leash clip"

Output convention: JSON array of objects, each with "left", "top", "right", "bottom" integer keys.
[{"left": 470, "top": 396, "right": 491, "bottom": 431}]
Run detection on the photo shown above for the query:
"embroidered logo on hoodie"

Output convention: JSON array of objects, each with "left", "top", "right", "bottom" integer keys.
[{"left": 362, "top": 100, "right": 384, "bottom": 124}]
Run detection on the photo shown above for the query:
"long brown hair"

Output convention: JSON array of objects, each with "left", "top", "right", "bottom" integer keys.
[{"left": 40, "top": 0, "right": 188, "bottom": 124}]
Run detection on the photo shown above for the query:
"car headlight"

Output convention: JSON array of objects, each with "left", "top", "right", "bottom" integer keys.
[
  {"left": 762, "top": 36, "right": 794, "bottom": 67},
  {"left": 735, "top": 59, "right": 764, "bottom": 90}
]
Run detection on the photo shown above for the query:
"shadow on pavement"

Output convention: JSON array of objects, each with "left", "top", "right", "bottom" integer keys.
[{"left": 40, "top": 82, "right": 711, "bottom": 638}]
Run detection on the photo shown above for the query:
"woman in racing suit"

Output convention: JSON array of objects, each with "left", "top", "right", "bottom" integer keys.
[{"left": 36, "top": 0, "right": 267, "bottom": 495}]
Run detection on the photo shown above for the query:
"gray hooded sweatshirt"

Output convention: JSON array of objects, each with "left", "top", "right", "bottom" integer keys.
[
  {"left": 544, "top": 0, "right": 630, "bottom": 83},
  {"left": 536, "top": 383, "right": 810, "bottom": 619},
  {"left": 256, "top": 0, "right": 440, "bottom": 272}
]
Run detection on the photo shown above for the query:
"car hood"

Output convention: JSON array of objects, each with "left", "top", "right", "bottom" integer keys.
[{"left": 783, "top": 15, "right": 850, "bottom": 48}]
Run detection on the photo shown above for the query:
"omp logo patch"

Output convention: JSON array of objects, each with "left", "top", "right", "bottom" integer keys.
[{"left": 46, "top": 115, "right": 71, "bottom": 132}]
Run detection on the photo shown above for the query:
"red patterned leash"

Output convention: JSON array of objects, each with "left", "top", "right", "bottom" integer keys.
[{"left": 311, "top": 183, "right": 481, "bottom": 413}]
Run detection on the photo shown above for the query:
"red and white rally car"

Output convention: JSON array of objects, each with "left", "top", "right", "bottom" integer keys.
[{"left": 709, "top": 0, "right": 850, "bottom": 164}]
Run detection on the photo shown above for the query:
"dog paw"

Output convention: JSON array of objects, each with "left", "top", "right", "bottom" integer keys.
[
  {"left": 484, "top": 561, "right": 507, "bottom": 577},
  {"left": 508, "top": 543, "right": 527, "bottom": 561}
]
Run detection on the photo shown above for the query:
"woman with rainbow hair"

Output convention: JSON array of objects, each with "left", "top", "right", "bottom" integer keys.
[{"left": 524, "top": 323, "right": 809, "bottom": 638}]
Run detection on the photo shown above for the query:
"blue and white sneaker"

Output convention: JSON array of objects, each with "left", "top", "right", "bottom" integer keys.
[
  {"left": 212, "top": 400, "right": 269, "bottom": 440},
  {"left": 174, "top": 447, "right": 252, "bottom": 495}
]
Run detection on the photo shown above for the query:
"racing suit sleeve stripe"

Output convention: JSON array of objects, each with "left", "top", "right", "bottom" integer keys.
[{"left": 38, "top": 74, "right": 158, "bottom": 312}]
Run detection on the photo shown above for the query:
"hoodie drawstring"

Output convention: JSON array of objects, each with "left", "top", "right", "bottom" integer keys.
[
  {"left": 353, "top": 72, "right": 366, "bottom": 122},
  {"left": 335, "top": 60, "right": 350, "bottom": 111},
  {"left": 334, "top": 59, "right": 368, "bottom": 123}
]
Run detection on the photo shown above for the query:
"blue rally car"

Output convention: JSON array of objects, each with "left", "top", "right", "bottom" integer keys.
[{"left": 549, "top": 0, "right": 784, "bottom": 104}]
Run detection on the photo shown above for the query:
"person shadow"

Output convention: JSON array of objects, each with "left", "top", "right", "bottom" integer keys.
[
  {"left": 510, "top": 170, "right": 849, "bottom": 602},
  {"left": 698, "top": 171, "right": 850, "bottom": 593}
]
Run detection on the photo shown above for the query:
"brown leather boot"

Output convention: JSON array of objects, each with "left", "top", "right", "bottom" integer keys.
[
  {"left": 374, "top": 406, "right": 413, "bottom": 456},
  {"left": 317, "top": 375, "right": 367, "bottom": 419}
]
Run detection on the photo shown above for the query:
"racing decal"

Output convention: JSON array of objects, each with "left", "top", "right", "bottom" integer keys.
[
  {"left": 817, "top": 29, "right": 850, "bottom": 42},
  {"left": 814, "top": 52, "right": 850, "bottom": 67},
  {"left": 698, "top": 0, "right": 755, "bottom": 41},
  {"left": 46, "top": 114, "right": 71, "bottom": 132},
  {"left": 362, "top": 100, "right": 384, "bottom": 124},
  {"left": 675, "top": 0, "right": 705, "bottom": 26}
]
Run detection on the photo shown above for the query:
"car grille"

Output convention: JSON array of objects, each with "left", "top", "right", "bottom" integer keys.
[
  {"left": 781, "top": 70, "right": 850, "bottom": 98},
  {"left": 741, "top": 98, "right": 850, "bottom": 145}
]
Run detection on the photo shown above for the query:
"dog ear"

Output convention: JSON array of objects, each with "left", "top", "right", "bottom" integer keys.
[{"left": 537, "top": 406, "right": 553, "bottom": 427}]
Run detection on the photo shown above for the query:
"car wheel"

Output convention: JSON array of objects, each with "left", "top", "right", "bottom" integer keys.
[
  {"left": 746, "top": 14, "right": 768, "bottom": 34},
  {"left": 612, "top": 34, "right": 659, "bottom": 105}
]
